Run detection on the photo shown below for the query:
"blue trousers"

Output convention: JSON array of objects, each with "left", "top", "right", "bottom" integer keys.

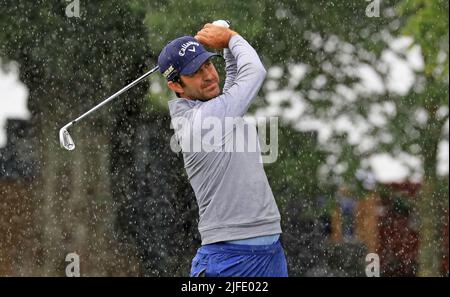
[{"left": 190, "top": 240, "right": 288, "bottom": 277}]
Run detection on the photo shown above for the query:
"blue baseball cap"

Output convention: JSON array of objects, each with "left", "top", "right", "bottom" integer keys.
[{"left": 158, "top": 36, "right": 220, "bottom": 81}]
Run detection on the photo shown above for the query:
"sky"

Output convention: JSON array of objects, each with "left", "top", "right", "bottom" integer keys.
[
  {"left": 0, "top": 37, "right": 448, "bottom": 182},
  {"left": 0, "top": 63, "right": 30, "bottom": 147}
]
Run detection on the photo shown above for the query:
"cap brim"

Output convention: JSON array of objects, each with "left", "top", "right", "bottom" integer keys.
[{"left": 180, "top": 51, "right": 221, "bottom": 76}]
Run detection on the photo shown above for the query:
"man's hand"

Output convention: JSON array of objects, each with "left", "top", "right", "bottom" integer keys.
[{"left": 195, "top": 23, "right": 238, "bottom": 49}]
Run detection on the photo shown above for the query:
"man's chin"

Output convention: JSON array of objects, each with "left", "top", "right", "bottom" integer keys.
[{"left": 201, "top": 88, "right": 221, "bottom": 101}]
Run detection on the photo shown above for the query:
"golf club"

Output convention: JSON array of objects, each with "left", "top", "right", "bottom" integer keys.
[{"left": 59, "top": 65, "right": 159, "bottom": 150}]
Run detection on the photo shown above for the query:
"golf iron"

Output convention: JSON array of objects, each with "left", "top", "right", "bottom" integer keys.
[{"left": 59, "top": 65, "right": 159, "bottom": 151}]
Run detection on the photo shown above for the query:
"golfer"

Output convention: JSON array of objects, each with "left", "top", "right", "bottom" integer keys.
[{"left": 158, "top": 23, "right": 288, "bottom": 277}]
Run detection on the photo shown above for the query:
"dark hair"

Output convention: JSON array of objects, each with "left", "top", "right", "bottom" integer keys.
[{"left": 171, "top": 75, "right": 185, "bottom": 98}]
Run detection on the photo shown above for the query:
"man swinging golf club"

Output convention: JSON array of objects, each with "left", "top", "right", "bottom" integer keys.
[{"left": 159, "top": 21, "right": 288, "bottom": 277}]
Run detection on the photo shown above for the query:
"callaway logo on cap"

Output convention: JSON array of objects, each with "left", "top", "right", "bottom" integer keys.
[
  {"left": 158, "top": 36, "right": 220, "bottom": 81},
  {"left": 179, "top": 41, "right": 199, "bottom": 56}
]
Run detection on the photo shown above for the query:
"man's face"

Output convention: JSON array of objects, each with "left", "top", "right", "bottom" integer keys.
[{"left": 171, "top": 60, "right": 221, "bottom": 101}]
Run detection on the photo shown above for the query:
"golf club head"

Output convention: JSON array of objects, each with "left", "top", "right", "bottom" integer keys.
[{"left": 59, "top": 128, "right": 75, "bottom": 151}]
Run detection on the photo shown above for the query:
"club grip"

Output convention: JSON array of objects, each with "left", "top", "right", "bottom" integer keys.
[{"left": 212, "top": 20, "right": 231, "bottom": 28}]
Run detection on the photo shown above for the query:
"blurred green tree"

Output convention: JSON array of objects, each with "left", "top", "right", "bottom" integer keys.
[
  {"left": 0, "top": 0, "right": 152, "bottom": 275},
  {"left": 397, "top": 0, "right": 449, "bottom": 277}
]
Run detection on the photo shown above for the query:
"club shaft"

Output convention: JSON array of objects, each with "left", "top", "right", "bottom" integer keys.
[{"left": 69, "top": 65, "right": 159, "bottom": 126}]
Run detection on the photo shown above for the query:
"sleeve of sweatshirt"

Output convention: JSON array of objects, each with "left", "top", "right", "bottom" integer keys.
[
  {"left": 198, "top": 35, "right": 267, "bottom": 118},
  {"left": 222, "top": 47, "right": 237, "bottom": 92}
]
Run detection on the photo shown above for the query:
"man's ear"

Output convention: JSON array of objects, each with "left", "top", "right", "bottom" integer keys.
[{"left": 167, "top": 81, "right": 184, "bottom": 94}]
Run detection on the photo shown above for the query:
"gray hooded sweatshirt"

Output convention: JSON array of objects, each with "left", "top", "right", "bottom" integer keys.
[{"left": 168, "top": 35, "right": 282, "bottom": 245}]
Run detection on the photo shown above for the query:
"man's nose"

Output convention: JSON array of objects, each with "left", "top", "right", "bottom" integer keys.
[{"left": 202, "top": 67, "right": 214, "bottom": 80}]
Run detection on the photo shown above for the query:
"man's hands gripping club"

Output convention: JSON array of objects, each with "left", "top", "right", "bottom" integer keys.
[{"left": 195, "top": 23, "right": 238, "bottom": 49}]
